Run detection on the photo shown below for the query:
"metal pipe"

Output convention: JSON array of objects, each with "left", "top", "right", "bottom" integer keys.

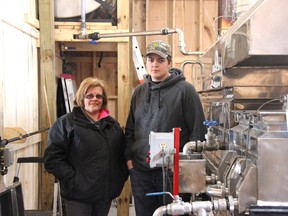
[
  {"left": 153, "top": 206, "right": 168, "bottom": 216},
  {"left": 182, "top": 141, "right": 196, "bottom": 155},
  {"left": 191, "top": 201, "right": 213, "bottom": 214},
  {"left": 181, "top": 60, "right": 206, "bottom": 90},
  {"left": 75, "top": 28, "right": 171, "bottom": 40},
  {"left": 0, "top": 128, "right": 49, "bottom": 146},
  {"left": 174, "top": 28, "right": 205, "bottom": 55},
  {"left": 205, "top": 184, "right": 227, "bottom": 198},
  {"left": 81, "top": 0, "right": 86, "bottom": 36},
  {"left": 74, "top": 28, "right": 205, "bottom": 55},
  {"left": 197, "top": 208, "right": 209, "bottom": 216}
]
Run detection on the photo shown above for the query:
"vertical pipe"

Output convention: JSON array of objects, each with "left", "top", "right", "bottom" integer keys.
[
  {"left": 173, "top": 127, "right": 180, "bottom": 196},
  {"left": 81, "top": 0, "right": 86, "bottom": 36}
]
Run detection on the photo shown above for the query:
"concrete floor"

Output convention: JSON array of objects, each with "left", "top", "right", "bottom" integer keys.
[
  {"left": 108, "top": 197, "right": 136, "bottom": 216},
  {"left": 108, "top": 202, "right": 136, "bottom": 216},
  {"left": 25, "top": 205, "right": 136, "bottom": 216}
]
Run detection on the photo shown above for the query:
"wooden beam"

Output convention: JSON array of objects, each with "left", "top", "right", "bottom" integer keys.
[
  {"left": 0, "top": 24, "right": 4, "bottom": 138},
  {"left": 0, "top": 19, "right": 3, "bottom": 137},
  {"left": 132, "top": 0, "right": 147, "bottom": 63},
  {"left": 68, "top": 56, "right": 117, "bottom": 63},
  {"left": 117, "top": 42, "right": 131, "bottom": 126},
  {"left": 24, "top": 14, "right": 40, "bottom": 29},
  {"left": 1, "top": 18, "right": 39, "bottom": 39},
  {"left": 116, "top": 0, "right": 131, "bottom": 215},
  {"left": 38, "top": 0, "right": 57, "bottom": 210},
  {"left": 117, "top": 41, "right": 132, "bottom": 216}
]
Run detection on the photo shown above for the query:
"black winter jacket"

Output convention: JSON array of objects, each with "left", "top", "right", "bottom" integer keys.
[
  {"left": 44, "top": 107, "right": 128, "bottom": 203},
  {"left": 124, "top": 68, "right": 207, "bottom": 172}
]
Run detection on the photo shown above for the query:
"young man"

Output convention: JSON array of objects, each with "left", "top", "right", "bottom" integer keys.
[{"left": 125, "top": 40, "right": 207, "bottom": 216}]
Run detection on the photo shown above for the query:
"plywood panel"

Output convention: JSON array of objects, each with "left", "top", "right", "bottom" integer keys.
[
  {"left": 144, "top": 0, "right": 218, "bottom": 70},
  {"left": 64, "top": 53, "right": 118, "bottom": 118},
  {"left": 146, "top": 0, "right": 174, "bottom": 44},
  {"left": 142, "top": 0, "right": 218, "bottom": 89},
  {"left": 93, "top": 63, "right": 117, "bottom": 95},
  {"left": 1, "top": 20, "right": 40, "bottom": 209},
  {"left": 0, "top": 20, "right": 4, "bottom": 136},
  {"left": 174, "top": 0, "right": 201, "bottom": 54},
  {"left": 201, "top": 0, "right": 219, "bottom": 48}
]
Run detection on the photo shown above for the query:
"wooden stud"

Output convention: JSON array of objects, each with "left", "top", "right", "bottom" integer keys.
[{"left": 38, "top": 0, "right": 57, "bottom": 210}]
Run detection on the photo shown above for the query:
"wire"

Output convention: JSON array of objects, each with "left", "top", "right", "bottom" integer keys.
[
  {"left": 166, "top": 160, "right": 172, "bottom": 200},
  {"left": 162, "top": 155, "right": 166, "bottom": 205},
  {"left": 256, "top": 98, "right": 281, "bottom": 113}
]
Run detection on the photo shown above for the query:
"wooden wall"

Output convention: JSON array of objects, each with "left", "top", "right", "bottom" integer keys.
[
  {"left": 132, "top": 0, "right": 218, "bottom": 85},
  {"left": 0, "top": 0, "right": 41, "bottom": 210},
  {"left": 61, "top": 50, "right": 119, "bottom": 118},
  {"left": 54, "top": 0, "right": 219, "bottom": 119}
]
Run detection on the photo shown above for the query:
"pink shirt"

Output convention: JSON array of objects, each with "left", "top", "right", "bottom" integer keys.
[{"left": 98, "top": 108, "right": 109, "bottom": 120}]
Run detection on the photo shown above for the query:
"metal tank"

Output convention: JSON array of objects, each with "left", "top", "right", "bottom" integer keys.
[
  {"left": 194, "top": 0, "right": 288, "bottom": 149},
  {"left": 152, "top": 0, "right": 288, "bottom": 215},
  {"left": 193, "top": 0, "right": 288, "bottom": 215}
]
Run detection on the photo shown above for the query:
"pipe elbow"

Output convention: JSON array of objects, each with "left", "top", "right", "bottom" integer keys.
[
  {"left": 153, "top": 206, "right": 168, "bottom": 216},
  {"left": 182, "top": 141, "right": 196, "bottom": 155}
]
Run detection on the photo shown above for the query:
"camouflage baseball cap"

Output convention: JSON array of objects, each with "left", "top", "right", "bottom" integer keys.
[{"left": 145, "top": 40, "right": 172, "bottom": 58}]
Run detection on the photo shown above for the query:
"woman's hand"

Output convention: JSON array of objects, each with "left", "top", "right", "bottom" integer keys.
[{"left": 127, "top": 160, "right": 133, "bottom": 170}]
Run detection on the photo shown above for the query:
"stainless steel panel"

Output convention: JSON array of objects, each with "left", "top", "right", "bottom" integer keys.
[
  {"left": 238, "top": 165, "right": 257, "bottom": 213},
  {"left": 207, "top": 0, "right": 288, "bottom": 69},
  {"left": 179, "top": 159, "right": 206, "bottom": 193},
  {"left": 195, "top": 0, "right": 288, "bottom": 92},
  {"left": 209, "top": 67, "right": 288, "bottom": 89},
  {"left": 257, "top": 132, "right": 288, "bottom": 203},
  {"left": 202, "top": 151, "right": 223, "bottom": 174},
  {"left": 233, "top": 86, "right": 288, "bottom": 100}
]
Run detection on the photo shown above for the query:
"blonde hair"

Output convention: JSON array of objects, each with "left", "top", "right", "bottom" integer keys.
[{"left": 73, "top": 77, "right": 108, "bottom": 109}]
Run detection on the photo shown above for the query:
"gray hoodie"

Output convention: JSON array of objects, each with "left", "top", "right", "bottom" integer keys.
[{"left": 124, "top": 68, "right": 207, "bottom": 172}]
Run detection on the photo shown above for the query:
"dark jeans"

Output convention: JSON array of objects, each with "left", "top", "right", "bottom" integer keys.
[
  {"left": 63, "top": 199, "right": 112, "bottom": 216},
  {"left": 130, "top": 168, "right": 173, "bottom": 216}
]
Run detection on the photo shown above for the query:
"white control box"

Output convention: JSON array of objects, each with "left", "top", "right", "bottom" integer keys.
[{"left": 149, "top": 131, "right": 175, "bottom": 168}]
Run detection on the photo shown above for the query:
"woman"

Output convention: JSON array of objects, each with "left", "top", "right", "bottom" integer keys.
[{"left": 44, "top": 77, "right": 128, "bottom": 216}]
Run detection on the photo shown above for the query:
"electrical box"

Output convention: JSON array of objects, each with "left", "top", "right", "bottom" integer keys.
[{"left": 149, "top": 131, "right": 175, "bottom": 168}]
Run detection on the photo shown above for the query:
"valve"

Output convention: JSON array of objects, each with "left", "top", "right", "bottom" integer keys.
[
  {"left": 203, "top": 120, "right": 218, "bottom": 127},
  {"left": 203, "top": 120, "right": 218, "bottom": 148}
]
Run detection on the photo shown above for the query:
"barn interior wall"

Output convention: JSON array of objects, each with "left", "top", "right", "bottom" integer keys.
[{"left": 1, "top": 0, "right": 41, "bottom": 210}]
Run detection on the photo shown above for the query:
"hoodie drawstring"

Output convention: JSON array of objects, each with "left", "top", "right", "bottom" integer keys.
[
  {"left": 158, "top": 89, "right": 161, "bottom": 110},
  {"left": 147, "top": 83, "right": 151, "bottom": 104},
  {"left": 147, "top": 82, "right": 162, "bottom": 110}
]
